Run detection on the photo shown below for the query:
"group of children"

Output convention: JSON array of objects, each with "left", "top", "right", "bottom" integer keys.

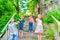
[{"left": 8, "top": 14, "right": 43, "bottom": 40}]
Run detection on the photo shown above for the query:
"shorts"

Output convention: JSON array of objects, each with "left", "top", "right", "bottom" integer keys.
[
  {"left": 8, "top": 34, "right": 18, "bottom": 40},
  {"left": 18, "top": 26, "right": 23, "bottom": 30}
]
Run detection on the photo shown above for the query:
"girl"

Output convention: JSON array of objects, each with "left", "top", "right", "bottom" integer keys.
[
  {"left": 35, "top": 14, "right": 43, "bottom": 40},
  {"left": 18, "top": 15, "right": 25, "bottom": 38},
  {"left": 28, "top": 14, "right": 34, "bottom": 32}
]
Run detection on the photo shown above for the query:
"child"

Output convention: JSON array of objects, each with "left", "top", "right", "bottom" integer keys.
[
  {"left": 28, "top": 14, "right": 34, "bottom": 32},
  {"left": 35, "top": 14, "right": 43, "bottom": 40},
  {"left": 8, "top": 18, "right": 19, "bottom": 40},
  {"left": 18, "top": 15, "right": 25, "bottom": 38}
]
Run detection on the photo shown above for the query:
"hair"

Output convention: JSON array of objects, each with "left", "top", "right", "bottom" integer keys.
[
  {"left": 10, "top": 17, "right": 14, "bottom": 20},
  {"left": 30, "top": 14, "right": 32, "bottom": 16},
  {"left": 10, "top": 17, "right": 14, "bottom": 23},
  {"left": 37, "top": 14, "right": 41, "bottom": 17}
]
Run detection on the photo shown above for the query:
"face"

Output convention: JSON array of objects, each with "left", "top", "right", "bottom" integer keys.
[
  {"left": 10, "top": 18, "right": 14, "bottom": 22},
  {"left": 30, "top": 15, "right": 32, "bottom": 17},
  {"left": 37, "top": 14, "right": 42, "bottom": 19},
  {"left": 20, "top": 15, "right": 24, "bottom": 19}
]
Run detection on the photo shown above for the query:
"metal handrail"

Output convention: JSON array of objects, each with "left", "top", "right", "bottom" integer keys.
[
  {"left": 51, "top": 15, "right": 60, "bottom": 40},
  {"left": 51, "top": 15, "right": 60, "bottom": 25},
  {"left": 0, "top": 13, "right": 16, "bottom": 38}
]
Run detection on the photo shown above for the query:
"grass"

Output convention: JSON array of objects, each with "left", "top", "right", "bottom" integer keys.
[
  {"left": 32, "top": 38, "right": 37, "bottom": 40},
  {"left": 43, "top": 23, "right": 54, "bottom": 40}
]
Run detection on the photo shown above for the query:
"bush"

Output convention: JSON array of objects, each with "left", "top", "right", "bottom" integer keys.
[
  {"left": 0, "top": 15, "right": 11, "bottom": 32},
  {"left": 42, "top": 7, "right": 60, "bottom": 23}
]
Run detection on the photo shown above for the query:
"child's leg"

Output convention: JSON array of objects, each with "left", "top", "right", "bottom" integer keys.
[
  {"left": 8, "top": 30, "right": 10, "bottom": 37},
  {"left": 28, "top": 22, "right": 30, "bottom": 32},
  {"left": 19, "top": 30, "right": 23, "bottom": 38},
  {"left": 39, "top": 33, "right": 42, "bottom": 40},
  {"left": 59, "top": 32, "right": 60, "bottom": 36},
  {"left": 18, "top": 30, "right": 20, "bottom": 37},
  {"left": 20, "top": 30, "right": 23, "bottom": 38},
  {"left": 37, "top": 33, "right": 42, "bottom": 40},
  {"left": 8, "top": 34, "right": 13, "bottom": 40}
]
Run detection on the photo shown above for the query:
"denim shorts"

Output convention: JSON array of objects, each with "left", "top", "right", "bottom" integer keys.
[
  {"left": 18, "top": 26, "right": 23, "bottom": 30},
  {"left": 8, "top": 34, "right": 18, "bottom": 40}
]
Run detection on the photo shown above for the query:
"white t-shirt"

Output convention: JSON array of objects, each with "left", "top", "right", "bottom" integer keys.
[{"left": 8, "top": 22, "right": 18, "bottom": 35}]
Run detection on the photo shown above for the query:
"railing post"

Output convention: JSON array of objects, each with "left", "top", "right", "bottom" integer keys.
[
  {"left": 0, "top": 37, "right": 1, "bottom": 39},
  {"left": 58, "top": 24, "right": 60, "bottom": 36},
  {"left": 6, "top": 26, "right": 8, "bottom": 40}
]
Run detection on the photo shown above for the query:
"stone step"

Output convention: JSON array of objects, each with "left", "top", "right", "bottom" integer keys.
[{"left": 1, "top": 32, "right": 47, "bottom": 40}]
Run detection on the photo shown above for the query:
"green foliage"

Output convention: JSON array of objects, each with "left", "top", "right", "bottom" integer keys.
[
  {"left": 14, "top": 14, "right": 20, "bottom": 22},
  {"left": 0, "top": 0, "right": 16, "bottom": 32},
  {"left": 0, "top": 15, "right": 12, "bottom": 32},
  {"left": 44, "top": 0, "right": 48, "bottom": 2},
  {"left": 27, "top": 0, "right": 38, "bottom": 14},
  {"left": 0, "top": 0, "right": 16, "bottom": 16},
  {"left": 46, "top": 25, "right": 54, "bottom": 37},
  {"left": 43, "top": 24, "right": 54, "bottom": 40},
  {"left": 42, "top": 5, "right": 60, "bottom": 23},
  {"left": 19, "top": 12, "right": 29, "bottom": 17},
  {"left": 0, "top": 14, "right": 20, "bottom": 32}
]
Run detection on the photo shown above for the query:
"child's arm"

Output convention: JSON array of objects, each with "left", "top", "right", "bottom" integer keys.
[
  {"left": 32, "top": 18, "right": 34, "bottom": 22},
  {"left": 36, "top": 18, "right": 38, "bottom": 22},
  {"left": 15, "top": 21, "right": 20, "bottom": 25},
  {"left": 8, "top": 24, "right": 10, "bottom": 37},
  {"left": 8, "top": 30, "right": 10, "bottom": 37},
  {"left": 17, "top": 21, "right": 20, "bottom": 24},
  {"left": 40, "top": 20, "right": 43, "bottom": 27}
]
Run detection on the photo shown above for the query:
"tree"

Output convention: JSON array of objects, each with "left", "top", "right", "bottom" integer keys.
[
  {"left": 27, "top": 0, "right": 38, "bottom": 14},
  {"left": 0, "top": 0, "right": 16, "bottom": 16},
  {"left": 9, "top": 0, "right": 19, "bottom": 13},
  {"left": 38, "top": 0, "right": 43, "bottom": 14}
]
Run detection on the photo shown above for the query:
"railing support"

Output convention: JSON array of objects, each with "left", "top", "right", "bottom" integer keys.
[{"left": 51, "top": 15, "right": 60, "bottom": 40}]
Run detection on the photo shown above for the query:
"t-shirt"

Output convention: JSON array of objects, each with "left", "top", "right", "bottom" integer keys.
[
  {"left": 19, "top": 19, "right": 25, "bottom": 27},
  {"left": 8, "top": 22, "right": 18, "bottom": 35},
  {"left": 36, "top": 19, "right": 42, "bottom": 27},
  {"left": 29, "top": 17, "right": 33, "bottom": 22}
]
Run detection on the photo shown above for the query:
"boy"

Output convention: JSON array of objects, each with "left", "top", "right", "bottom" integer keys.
[
  {"left": 8, "top": 18, "right": 19, "bottom": 40},
  {"left": 18, "top": 15, "right": 25, "bottom": 38}
]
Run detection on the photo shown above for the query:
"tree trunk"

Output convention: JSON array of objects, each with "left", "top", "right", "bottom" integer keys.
[
  {"left": 13, "top": 0, "right": 19, "bottom": 13},
  {"left": 38, "top": 0, "right": 42, "bottom": 14},
  {"left": 16, "top": 0, "right": 19, "bottom": 13}
]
